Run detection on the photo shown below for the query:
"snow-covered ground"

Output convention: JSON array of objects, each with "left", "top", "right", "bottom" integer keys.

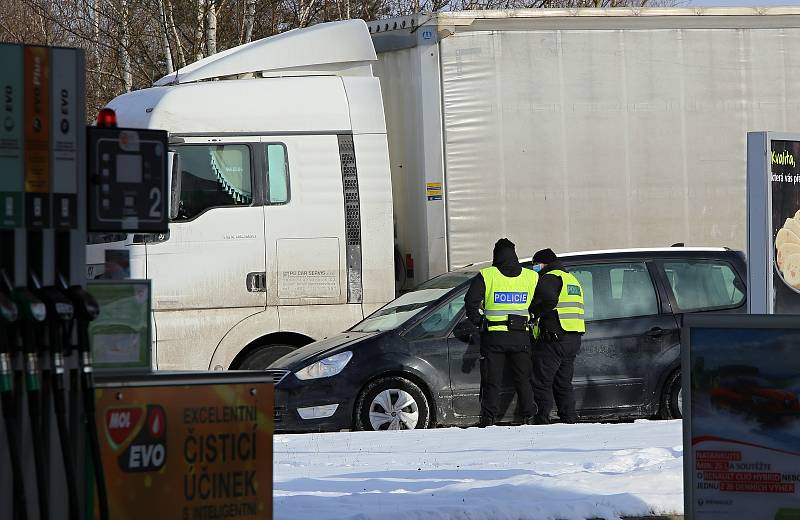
[{"left": 274, "top": 420, "right": 684, "bottom": 520}]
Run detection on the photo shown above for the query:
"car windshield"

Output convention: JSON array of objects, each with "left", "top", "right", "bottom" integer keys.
[{"left": 350, "top": 272, "right": 474, "bottom": 332}]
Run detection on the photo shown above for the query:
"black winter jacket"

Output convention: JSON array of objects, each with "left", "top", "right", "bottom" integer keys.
[{"left": 464, "top": 245, "right": 535, "bottom": 350}]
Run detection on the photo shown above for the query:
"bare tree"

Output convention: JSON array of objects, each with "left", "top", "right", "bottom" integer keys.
[
  {"left": 165, "top": 0, "right": 186, "bottom": 67},
  {"left": 158, "top": 0, "right": 175, "bottom": 73},
  {"left": 206, "top": 0, "right": 218, "bottom": 54},
  {"left": 119, "top": 0, "right": 133, "bottom": 90},
  {"left": 194, "top": 0, "right": 205, "bottom": 60},
  {"left": 243, "top": 0, "right": 257, "bottom": 43}
]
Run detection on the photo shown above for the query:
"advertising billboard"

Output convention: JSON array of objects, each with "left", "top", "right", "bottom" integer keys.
[
  {"left": 95, "top": 375, "right": 273, "bottom": 519},
  {"left": 684, "top": 315, "right": 800, "bottom": 520},
  {"left": 747, "top": 132, "right": 800, "bottom": 313}
]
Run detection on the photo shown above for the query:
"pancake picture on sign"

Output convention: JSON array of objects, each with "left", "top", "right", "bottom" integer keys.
[{"left": 775, "top": 210, "right": 800, "bottom": 292}]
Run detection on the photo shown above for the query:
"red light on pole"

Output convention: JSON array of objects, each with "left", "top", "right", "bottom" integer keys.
[{"left": 96, "top": 108, "right": 118, "bottom": 128}]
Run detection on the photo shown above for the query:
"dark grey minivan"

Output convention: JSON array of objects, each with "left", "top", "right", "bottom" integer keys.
[{"left": 269, "top": 247, "right": 747, "bottom": 432}]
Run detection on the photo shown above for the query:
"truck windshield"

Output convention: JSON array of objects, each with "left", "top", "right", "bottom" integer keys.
[{"left": 350, "top": 272, "right": 474, "bottom": 332}]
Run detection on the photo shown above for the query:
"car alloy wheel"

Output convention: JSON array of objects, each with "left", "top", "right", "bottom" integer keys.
[
  {"left": 369, "top": 389, "right": 419, "bottom": 430},
  {"left": 356, "top": 376, "right": 431, "bottom": 431}
]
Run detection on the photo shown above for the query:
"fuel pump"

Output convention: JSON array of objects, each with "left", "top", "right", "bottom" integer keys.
[
  {"left": 67, "top": 284, "right": 109, "bottom": 520},
  {"left": 4, "top": 273, "right": 48, "bottom": 520},
  {"left": 0, "top": 290, "right": 27, "bottom": 520},
  {"left": 34, "top": 280, "right": 80, "bottom": 520}
]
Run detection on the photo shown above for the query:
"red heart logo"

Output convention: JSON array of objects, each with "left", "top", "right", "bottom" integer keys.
[{"left": 106, "top": 407, "right": 144, "bottom": 447}]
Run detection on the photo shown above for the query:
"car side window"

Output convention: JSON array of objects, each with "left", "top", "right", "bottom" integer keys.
[
  {"left": 405, "top": 291, "right": 467, "bottom": 340},
  {"left": 662, "top": 260, "right": 745, "bottom": 312},
  {"left": 173, "top": 144, "right": 252, "bottom": 220},
  {"left": 568, "top": 262, "right": 657, "bottom": 321}
]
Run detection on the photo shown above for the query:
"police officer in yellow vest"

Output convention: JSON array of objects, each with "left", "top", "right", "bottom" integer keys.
[
  {"left": 530, "top": 248, "right": 585, "bottom": 425},
  {"left": 465, "top": 238, "right": 539, "bottom": 427}
]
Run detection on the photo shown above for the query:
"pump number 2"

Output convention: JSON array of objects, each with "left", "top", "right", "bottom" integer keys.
[{"left": 149, "top": 188, "right": 162, "bottom": 218}]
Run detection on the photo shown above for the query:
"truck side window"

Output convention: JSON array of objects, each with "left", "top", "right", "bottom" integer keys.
[
  {"left": 662, "top": 261, "right": 745, "bottom": 312},
  {"left": 173, "top": 144, "right": 252, "bottom": 220},
  {"left": 266, "top": 144, "right": 289, "bottom": 204}
]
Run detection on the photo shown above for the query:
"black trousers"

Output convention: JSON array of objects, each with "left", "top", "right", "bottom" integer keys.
[
  {"left": 532, "top": 333, "right": 581, "bottom": 424},
  {"left": 480, "top": 347, "right": 536, "bottom": 422}
]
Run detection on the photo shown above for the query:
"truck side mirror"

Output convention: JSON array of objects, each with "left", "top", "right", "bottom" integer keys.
[{"left": 167, "top": 151, "right": 182, "bottom": 220}]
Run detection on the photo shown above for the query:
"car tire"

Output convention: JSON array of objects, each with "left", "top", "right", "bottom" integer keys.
[
  {"left": 355, "top": 376, "right": 431, "bottom": 431},
  {"left": 660, "top": 370, "right": 682, "bottom": 420},
  {"left": 237, "top": 344, "right": 296, "bottom": 370}
]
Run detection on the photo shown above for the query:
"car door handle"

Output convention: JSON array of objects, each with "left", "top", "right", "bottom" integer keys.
[
  {"left": 246, "top": 272, "right": 266, "bottom": 293},
  {"left": 645, "top": 327, "right": 671, "bottom": 337}
]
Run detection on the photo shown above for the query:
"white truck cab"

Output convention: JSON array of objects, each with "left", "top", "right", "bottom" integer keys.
[{"left": 88, "top": 20, "right": 394, "bottom": 370}]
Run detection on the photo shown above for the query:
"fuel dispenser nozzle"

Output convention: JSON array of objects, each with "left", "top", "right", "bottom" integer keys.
[{"left": 2, "top": 272, "right": 49, "bottom": 520}]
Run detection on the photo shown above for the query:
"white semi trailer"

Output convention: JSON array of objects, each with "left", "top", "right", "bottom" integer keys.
[
  {"left": 89, "top": 20, "right": 395, "bottom": 371},
  {"left": 369, "top": 7, "right": 800, "bottom": 286}
]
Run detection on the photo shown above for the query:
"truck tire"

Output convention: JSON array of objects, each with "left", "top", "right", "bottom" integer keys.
[
  {"left": 237, "top": 344, "right": 296, "bottom": 370},
  {"left": 660, "top": 370, "right": 682, "bottom": 420},
  {"left": 355, "top": 376, "right": 430, "bottom": 431}
]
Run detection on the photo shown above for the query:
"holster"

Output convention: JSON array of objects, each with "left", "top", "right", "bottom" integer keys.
[{"left": 506, "top": 314, "right": 529, "bottom": 332}]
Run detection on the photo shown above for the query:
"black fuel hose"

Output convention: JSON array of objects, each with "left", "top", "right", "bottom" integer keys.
[
  {"left": 0, "top": 284, "right": 27, "bottom": 520},
  {"left": 68, "top": 285, "right": 109, "bottom": 520},
  {"left": 37, "top": 286, "right": 80, "bottom": 520}
]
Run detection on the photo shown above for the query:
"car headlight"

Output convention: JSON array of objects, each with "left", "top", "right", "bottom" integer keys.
[{"left": 294, "top": 351, "right": 353, "bottom": 381}]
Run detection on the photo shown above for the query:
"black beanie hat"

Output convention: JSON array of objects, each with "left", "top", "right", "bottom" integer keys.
[
  {"left": 532, "top": 248, "right": 557, "bottom": 264},
  {"left": 494, "top": 238, "right": 515, "bottom": 254}
]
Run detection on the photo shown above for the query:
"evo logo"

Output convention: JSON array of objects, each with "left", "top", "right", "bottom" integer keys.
[
  {"left": 493, "top": 292, "right": 527, "bottom": 304},
  {"left": 109, "top": 404, "right": 167, "bottom": 473}
]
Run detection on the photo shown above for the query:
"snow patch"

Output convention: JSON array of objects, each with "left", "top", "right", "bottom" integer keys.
[{"left": 274, "top": 420, "right": 684, "bottom": 519}]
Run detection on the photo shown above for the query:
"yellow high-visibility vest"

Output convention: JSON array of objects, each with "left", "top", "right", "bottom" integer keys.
[
  {"left": 480, "top": 266, "right": 538, "bottom": 332},
  {"left": 533, "top": 270, "right": 586, "bottom": 337}
]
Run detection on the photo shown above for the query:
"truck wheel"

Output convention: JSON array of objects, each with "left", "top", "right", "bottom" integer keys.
[
  {"left": 238, "top": 344, "right": 296, "bottom": 370},
  {"left": 355, "top": 376, "right": 430, "bottom": 431},
  {"left": 660, "top": 370, "right": 682, "bottom": 420}
]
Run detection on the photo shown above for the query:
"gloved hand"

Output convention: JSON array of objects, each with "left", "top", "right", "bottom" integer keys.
[{"left": 539, "top": 325, "right": 559, "bottom": 343}]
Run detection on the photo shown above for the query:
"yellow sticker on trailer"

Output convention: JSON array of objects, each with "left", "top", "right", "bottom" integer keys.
[{"left": 426, "top": 182, "right": 442, "bottom": 201}]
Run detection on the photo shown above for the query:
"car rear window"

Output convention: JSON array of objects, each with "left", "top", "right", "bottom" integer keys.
[{"left": 662, "top": 260, "right": 745, "bottom": 312}]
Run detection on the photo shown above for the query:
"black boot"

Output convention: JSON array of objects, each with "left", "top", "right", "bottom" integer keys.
[{"left": 479, "top": 415, "right": 495, "bottom": 428}]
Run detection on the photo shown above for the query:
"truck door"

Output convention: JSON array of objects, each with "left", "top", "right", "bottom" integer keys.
[
  {"left": 260, "top": 135, "right": 355, "bottom": 337},
  {"left": 146, "top": 137, "right": 267, "bottom": 369}
]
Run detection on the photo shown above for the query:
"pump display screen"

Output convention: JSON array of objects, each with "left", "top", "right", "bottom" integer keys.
[{"left": 115, "top": 154, "right": 143, "bottom": 184}]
